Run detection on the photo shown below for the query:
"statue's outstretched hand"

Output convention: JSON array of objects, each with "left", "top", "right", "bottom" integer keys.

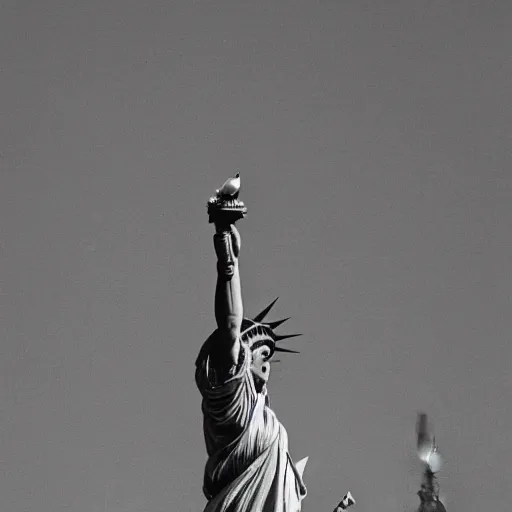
[
  {"left": 214, "top": 224, "right": 241, "bottom": 280},
  {"left": 230, "top": 224, "right": 241, "bottom": 258}
]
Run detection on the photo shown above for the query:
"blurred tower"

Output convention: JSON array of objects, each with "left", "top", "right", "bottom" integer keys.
[
  {"left": 416, "top": 468, "right": 446, "bottom": 512},
  {"left": 415, "top": 414, "right": 447, "bottom": 512}
]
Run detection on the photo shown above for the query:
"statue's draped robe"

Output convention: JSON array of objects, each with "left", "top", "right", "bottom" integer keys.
[{"left": 195, "top": 339, "right": 307, "bottom": 512}]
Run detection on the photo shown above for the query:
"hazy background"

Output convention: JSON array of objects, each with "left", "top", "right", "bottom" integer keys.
[{"left": 1, "top": 0, "right": 511, "bottom": 511}]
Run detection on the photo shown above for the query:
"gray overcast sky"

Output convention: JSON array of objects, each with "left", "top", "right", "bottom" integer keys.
[{"left": 1, "top": 0, "right": 511, "bottom": 511}]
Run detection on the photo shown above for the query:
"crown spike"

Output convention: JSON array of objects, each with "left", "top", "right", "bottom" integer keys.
[
  {"left": 274, "top": 333, "right": 302, "bottom": 342},
  {"left": 266, "top": 317, "right": 291, "bottom": 329},
  {"left": 253, "top": 297, "right": 279, "bottom": 323},
  {"left": 274, "top": 347, "right": 300, "bottom": 354}
]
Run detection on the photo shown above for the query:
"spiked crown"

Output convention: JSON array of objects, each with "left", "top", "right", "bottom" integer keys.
[
  {"left": 240, "top": 298, "right": 301, "bottom": 357},
  {"left": 196, "top": 298, "right": 301, "bottom": 368}
]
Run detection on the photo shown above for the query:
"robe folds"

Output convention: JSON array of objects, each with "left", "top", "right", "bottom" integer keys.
[{"left": 195, "top": 340, "right": 307, "bottom": 512}]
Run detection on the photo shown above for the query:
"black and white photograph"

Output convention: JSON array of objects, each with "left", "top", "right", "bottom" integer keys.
[{"left": 1, "top": 1, "right": 511, "bottom": 511}]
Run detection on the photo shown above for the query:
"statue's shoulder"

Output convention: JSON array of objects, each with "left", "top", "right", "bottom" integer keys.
[{"left": 196, "top": 334, "right": 250, "bottom": 389}]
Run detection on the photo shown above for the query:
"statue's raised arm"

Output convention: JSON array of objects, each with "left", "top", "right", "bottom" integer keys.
[{"left": 208, "top": 174, "right": 247, "bottom": 370}]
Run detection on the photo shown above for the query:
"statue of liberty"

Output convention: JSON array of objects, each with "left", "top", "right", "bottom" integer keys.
[{"left": 195, "top": 174, "right": 308, "bottom": 512}]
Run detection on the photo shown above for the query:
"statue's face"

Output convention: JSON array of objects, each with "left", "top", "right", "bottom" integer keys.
[{"left": 251, "top": 344, "right": 272, "bottom": 392}]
